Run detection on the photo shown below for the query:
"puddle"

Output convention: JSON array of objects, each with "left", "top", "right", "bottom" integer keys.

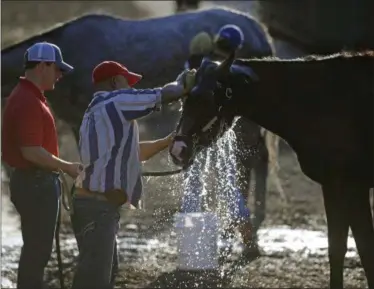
[
  {"left": 216, "top": 226, "right": 357, "bottom": 263},
  {"left": 2, "top": 205, "right": 358, "bottom": 288},
  {"left": 0, "top": 158, "right": 358, "bottom": 289},
  {"left": 258, "top": 227, "right": 357, "bottom": 258},
  {"left": 1, "top": 221, "right": 176, "bottom": 288}
]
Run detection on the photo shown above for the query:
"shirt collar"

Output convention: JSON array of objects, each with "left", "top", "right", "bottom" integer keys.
[{"left": 19, "top": 77, "right": 46, "bottom": 102}]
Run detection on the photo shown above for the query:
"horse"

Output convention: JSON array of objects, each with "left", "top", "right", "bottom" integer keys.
[{"left": 169, "top": 51, "right": 374, "bottom": 288}]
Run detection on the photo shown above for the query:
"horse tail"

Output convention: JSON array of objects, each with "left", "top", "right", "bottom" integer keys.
[{"left": 262, "top": 129, "right": 287, "bottom": 202}]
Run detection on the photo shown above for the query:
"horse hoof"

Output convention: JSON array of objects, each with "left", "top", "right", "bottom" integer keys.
[
  {"left": 245, "top": 245, "right": 261, "bottom": 258},
  {"left": 239, "top": 243, "right": 261, "bottom": 265}
]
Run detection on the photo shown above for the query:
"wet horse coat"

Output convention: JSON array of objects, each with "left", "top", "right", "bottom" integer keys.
[
  {"left": 236, "top": 53, "right": 374, "bottom": 288},
  {"left": 171, "top": 52, "right": 374, "bottom": 288}
]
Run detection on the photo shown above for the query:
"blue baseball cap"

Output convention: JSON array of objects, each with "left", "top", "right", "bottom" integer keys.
[
  {"left": 24, "top": 42, "right": 74, "bottom": 73},
  {"left": 216, "top": 24, "right": 244, "bottom": 50}
]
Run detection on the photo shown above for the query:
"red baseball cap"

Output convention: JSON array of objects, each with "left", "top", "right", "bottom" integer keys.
[{"left": 92, "top": 61, "right": 142, "bottom": 87}]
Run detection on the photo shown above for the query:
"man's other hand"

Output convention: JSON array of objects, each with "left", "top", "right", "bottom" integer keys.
[
  {"left": 176, "top": 69, "right": 197, "bottom": 94},
  {"left": 65, "top": 162, "right": 84, "bottom": 178}
]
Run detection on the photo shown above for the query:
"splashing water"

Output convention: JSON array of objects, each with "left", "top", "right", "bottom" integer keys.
[
  {"left": 178, "top": 123, "right": 258, "bottom": 259},
  {"left": 180, "top": 128, "right": 238, "bottom": 214}
]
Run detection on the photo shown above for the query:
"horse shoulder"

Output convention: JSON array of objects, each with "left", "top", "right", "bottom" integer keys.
[{"left": 230, "top": 64, "right": 259, "bottom": 81}]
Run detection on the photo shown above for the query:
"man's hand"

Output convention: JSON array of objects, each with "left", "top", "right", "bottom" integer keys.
[
  {"left": 160, "top": 69, "right": 197, "bottom": 105},
  {"left": 176, "top": 69, "right": 197, "bottom": 94},
  {"left": 175, "top": 69, "right": 188, "bottom": 85},
  {"left": 20, "top": 146, "right": 84, "bottom": 178},
  {"left": 184, "top": 69, "right": 197, "bottom": 94},
  {"left": 64, "top": 162, "right": 83, "bottom": 178},
  {"left": 139, "top": 131, "right": 176, "bottom": 162},
  {"left": 164, "top": 131, "right": 176, "bottom": 146}
]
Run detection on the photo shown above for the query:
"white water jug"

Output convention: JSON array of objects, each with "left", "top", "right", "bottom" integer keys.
[{"left": 174, "top": 212, "right": 219, "bottom": 270}]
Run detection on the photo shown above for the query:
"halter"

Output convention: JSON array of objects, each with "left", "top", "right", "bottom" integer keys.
[{"left": 173, "top": 60, "right": 259, "bottom": 166}]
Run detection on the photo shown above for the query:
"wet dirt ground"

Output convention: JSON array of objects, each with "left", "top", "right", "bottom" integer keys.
[
  {"left": 2, "top": 150, "right": 368, "bottom": 288},
  {"left": 1, "top": 1, "right": 370, "bottom": 288}
]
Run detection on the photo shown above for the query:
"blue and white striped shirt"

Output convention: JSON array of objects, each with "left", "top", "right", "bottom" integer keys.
[{"left": 75, "top": 88, "right": 162, "bottom": 207}]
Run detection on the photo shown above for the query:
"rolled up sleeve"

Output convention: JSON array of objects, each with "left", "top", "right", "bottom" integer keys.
[{"left": 112, "top": 88, "right": 162, "bottom": 121}]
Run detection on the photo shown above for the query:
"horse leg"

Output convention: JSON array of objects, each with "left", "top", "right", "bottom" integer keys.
[
  {"left": 322, "top": 180, "right": 350, "bottom": 289},
  {"left": 371, "top": 189, "right": 374, "bottom": 226},
  {"left": 345, "top": 183, "right": 374, "bottom": 289},
  {"left": 253, "top": 154, "right": 268, "bottom": 234}
]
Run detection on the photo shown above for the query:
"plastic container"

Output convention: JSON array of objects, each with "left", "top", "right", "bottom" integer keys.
[{"left": 174, "top": 212, "right": 219, "bottom": 270}]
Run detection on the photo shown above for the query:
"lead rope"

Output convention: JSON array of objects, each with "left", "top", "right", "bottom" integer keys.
[
  {"left": 59, "top": 170, "right": 74, "bottom": 215},
  {"left": 54, "top": 170, "right": 75, "bottom": 289},
  {"left": 55, "top": 203, "right": 65, "bottom": 289}
]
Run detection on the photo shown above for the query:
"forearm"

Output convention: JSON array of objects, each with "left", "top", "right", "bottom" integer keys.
[
  {"left": 139, "top": 138, "right": 170, "bottom": 161},
  {"left": 159, "top": 69, "right": 196, "bottom": 104},
  {"left": 160, "top": 81, "right": 185, "bottom": 104},
  {"left": 21, "top": 146, "right": 71, "bottom": 172}
]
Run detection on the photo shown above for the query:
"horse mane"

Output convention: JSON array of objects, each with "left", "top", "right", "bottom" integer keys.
[{"left": 235, "top": 50, "right": 374, "bottom": 65}]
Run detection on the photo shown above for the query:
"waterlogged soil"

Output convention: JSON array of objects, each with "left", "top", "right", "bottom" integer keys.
[{"left": 2, "top": 151, "right": 368, "bottom": 289}]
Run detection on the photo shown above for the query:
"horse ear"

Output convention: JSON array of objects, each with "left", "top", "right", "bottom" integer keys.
[{"left": 215, "top": 51, "right": 235, "bottom": 78}]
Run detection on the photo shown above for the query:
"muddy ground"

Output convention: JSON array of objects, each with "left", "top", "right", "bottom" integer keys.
[{"left": 1, "top": 1, "right": 370, "bottom": 288}]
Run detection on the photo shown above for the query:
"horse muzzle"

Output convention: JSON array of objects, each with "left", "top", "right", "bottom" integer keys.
[{"left": 169, "top": 135, "right": 194, "bottom": 167}]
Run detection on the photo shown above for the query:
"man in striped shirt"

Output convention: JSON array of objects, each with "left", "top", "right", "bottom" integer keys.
[{"left": 71, "top": 61, "right": 195, "bottom": 289}]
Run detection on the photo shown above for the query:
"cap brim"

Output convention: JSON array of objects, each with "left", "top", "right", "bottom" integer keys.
[
  {"left": 126, "top": 71, "right": 142, "bottom": 87},
  {"left": 57, "top": 61, "right": 74, "bottom": 74}
]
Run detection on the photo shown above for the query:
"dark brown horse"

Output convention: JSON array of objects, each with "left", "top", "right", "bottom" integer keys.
[{"left": 170, "top": 51, "right": 374, "bottom": 288}]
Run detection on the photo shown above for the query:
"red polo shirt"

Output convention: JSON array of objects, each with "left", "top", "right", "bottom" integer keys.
[{"left": 2, "top": 77, "right": 59, "bottom": 168}]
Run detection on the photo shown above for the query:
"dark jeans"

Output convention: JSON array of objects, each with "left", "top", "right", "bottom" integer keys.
[
  {"left": 9, "top": 168, "right": 60, "bottom": 289},
  {"left": 71, "top": 196, "right": 120, "bottom": 289}
]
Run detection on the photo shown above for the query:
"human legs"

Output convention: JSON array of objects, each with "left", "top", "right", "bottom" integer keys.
[
  {"left": 10, "top": 169, "right": 60, "bottom": 289},
  {"left": 71, "top": 196, "right": 120, "bottom": 289}
]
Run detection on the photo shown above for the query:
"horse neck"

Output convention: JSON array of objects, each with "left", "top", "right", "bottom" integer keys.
[{"left": 233, "top": 60, "right": 289, "bottom": 137}]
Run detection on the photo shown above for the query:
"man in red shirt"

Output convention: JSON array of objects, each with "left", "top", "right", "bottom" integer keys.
[{"left": 2, "top": 42, "right": 82, "bottom": 289}]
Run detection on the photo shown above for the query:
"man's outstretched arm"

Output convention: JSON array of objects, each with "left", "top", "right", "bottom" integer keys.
[{"left": 139, "top": 134, "right": 173, "bottom": 162}]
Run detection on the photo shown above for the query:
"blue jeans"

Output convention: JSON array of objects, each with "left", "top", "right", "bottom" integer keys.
[
  {"left": 9, "top": 168, "right": 60, "bottom": 289},
  {"left": 71, "top": 196, "right": 119, "bottom": 289}
]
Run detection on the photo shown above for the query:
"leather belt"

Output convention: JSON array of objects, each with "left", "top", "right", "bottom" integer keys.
[
  {"left": 74, "top": 187, "right": 129, "bottom": 207},
  {"left": 74, "top": 187, "right": 107, "bottom": 201}
]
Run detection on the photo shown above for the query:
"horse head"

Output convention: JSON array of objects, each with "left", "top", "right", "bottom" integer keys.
[{"left": 169, "top": 52, "right": 247, "bottom": 167}]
